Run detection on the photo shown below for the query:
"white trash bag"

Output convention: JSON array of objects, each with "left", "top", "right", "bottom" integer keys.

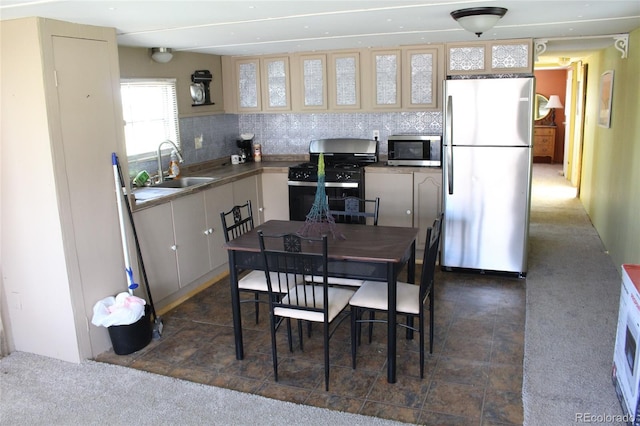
[{"left": 91, "top": 292, "right": 146, "bottom": 327}]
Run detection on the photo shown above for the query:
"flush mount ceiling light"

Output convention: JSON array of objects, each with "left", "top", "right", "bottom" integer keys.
[
  {"left": 558, "top": 57, "right": 571, "bottom": 66},
  {"left": 151, "top": 47, "right": 173, "bottom": 63},
  {"left": 450, "top": 7, "right": 508, "bottom": 37}
]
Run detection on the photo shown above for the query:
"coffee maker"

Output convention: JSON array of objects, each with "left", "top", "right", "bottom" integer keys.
[{"left": 236, "top": 133, "right": 254, "bottom": 163}]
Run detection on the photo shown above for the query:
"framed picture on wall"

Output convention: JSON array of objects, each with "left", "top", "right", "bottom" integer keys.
[{"left": 598, "top": 70, "right": 614, "bottom": 128}]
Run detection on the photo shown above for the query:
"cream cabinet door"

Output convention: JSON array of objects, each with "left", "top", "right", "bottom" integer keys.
[
  {"left": 262, "top": 56, "right": 291, "bottom": 111},
  {"left": 371, "top": 49, "right": 401, "bottom": 109},
  {"left": 365, "top": 171, "right": 413, "bottom": 228},
  {"left": 236, "top": 58, "right": 262, "bottom": 112},
  {"left": 402, "top": 47, "right": 440, "bottom": 109},
  {"left": 261, "top": 172, "right": 290, "bottom": 221},
  {"left": 172, "top": 192, "right": 211, "bottom": 287},
  {"left": 329, "top": 52, "right": 360, "bottom": 110},
  {"left": 299, "top": 54, "right": 328, "bottom": 110},
  {"left": 204, "top": 183, "right": 235, "bottom": 271},
  {"left": 413, "top": 170, "right": 443, "bottom": 254},
  {"left": 233, "top": 175, "right": 261, "bottom": 224},
  {"left": 133, "top": 203, "right": 179, "bottom": 302}
]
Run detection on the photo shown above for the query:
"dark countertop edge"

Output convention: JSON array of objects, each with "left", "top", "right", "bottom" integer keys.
[{"left": 131, "top": 159, "right": 441, "bottom": 211}]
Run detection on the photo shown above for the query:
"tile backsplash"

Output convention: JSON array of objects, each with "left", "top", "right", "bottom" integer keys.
[{"left": 129, "top": 111, "right": 442, "bottom": 177}]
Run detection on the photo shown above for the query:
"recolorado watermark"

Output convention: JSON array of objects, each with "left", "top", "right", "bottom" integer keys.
[{"left": 575, "top": 412, "right": 633, "bottom": 423}]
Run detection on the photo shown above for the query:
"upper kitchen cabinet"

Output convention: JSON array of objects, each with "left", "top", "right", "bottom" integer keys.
[
  {"left": 445, "top": 39, "right": 533, "bottom": 76},
  {"left": 226, "top": 56, "right": 291, "bottom": 112},
  {"left": 370, "top": 49, "right": 402, "bottom": 109},
  {"left": 328, "top": 51, "right": 361, "bottom": 110},
  {"left": 369, "top": 45, "right": 443, "bottom": 110},
  {"left": 235, "top": 58, "right": 263, "bottom": 112},
  {"left": 402, "top": 46, "right": 442, "bottom": 110},
  {"left": 296, "top": 53, "right": 328, "bottom": 110},
  {"left": 261, "top": 56, "right": 291, "bottom": 111}
]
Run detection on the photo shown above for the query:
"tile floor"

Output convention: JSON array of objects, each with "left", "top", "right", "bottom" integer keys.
[{"left": 96, "top": 267, "right": 525, "bottom": 425}]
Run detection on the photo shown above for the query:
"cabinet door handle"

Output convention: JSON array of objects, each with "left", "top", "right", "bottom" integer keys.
[
  {"left": 406, "top": 210, "right": 412, "bottom": 215},
  {"left": 259, "top": 207, "right": 264, "bottom": 212},
  {"left": 170, "top": 245, "right": 177, "bottom": 251}
]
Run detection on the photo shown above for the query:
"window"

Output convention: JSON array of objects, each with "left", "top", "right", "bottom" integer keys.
[{"left": 120, "top": 78, "right": 180, "bottom": 160}]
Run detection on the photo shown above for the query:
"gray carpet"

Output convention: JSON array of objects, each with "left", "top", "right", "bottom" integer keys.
[
  {"left": 524, "top": 164, "right": 624, "bottom": 425},
  {"left": 0, "top": 351, "right": 406, "bottom": 425}
]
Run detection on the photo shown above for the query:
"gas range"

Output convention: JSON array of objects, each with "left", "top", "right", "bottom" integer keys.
[{"left": 288, "top": 138, "right": 378, "bottom": 222}]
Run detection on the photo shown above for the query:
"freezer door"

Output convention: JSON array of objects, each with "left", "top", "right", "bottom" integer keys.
[
  {"left": 442, "top": 146, "right": 532, "bottom": 274},
  {"left": 444, "top": 78, "right": 534, "bottom": 148}
]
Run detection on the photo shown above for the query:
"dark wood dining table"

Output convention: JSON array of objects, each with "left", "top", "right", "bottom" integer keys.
[{"left": 223, "top": 219, "right": 419, "bottom": 383}]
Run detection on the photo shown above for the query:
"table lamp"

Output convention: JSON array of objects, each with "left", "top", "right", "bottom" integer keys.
[{"left": 546, "top": 95, "right": 564, "bottom": 126}]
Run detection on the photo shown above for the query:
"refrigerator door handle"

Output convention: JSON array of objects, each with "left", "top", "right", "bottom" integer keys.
[{"left": 445, "top": 94, "right": 454, "bottom": 194}]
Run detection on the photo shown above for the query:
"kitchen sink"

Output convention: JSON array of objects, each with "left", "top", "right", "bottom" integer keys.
[
  {"left": 132, "top": 176, "right": 218, "bottom": 202},
  {"left": 152, "top": 176, "right": 217, "bottom": 188}
]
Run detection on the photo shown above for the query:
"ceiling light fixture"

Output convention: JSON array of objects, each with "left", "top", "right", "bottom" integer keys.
[
  {"left": 151, "top": 47, "right": 173, "bottom": 63},
  {"left": 450, "top": 7, "right": 508, "bottom": 37},
  {"left": 558, "top": 57, "right": 571, "bottom": 66}
]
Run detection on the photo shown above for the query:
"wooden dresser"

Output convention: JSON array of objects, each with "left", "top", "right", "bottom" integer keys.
[{"left": 534, "top": 126, "right": 556, "bottom": 163}]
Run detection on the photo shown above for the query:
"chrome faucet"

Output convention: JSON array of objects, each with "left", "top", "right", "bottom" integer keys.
[{"left": 156, "top": 140, "right": 184, "bottom": 183}]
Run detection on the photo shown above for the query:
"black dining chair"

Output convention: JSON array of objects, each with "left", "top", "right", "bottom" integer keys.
[
  {"left": 304, "top": 196, "right": 381, "bottom": 289},
  {"left": 220, "top": 200, "right": 301, "bottom": 324},
  {"left": 349, "top": 212, "right": 443, "bottom": 378},
  {"left": 329, "top": 196, "right": 380, "bottom": 226},
  {"left": 257, "top": 230, "right": 355, "bottom": 391}
]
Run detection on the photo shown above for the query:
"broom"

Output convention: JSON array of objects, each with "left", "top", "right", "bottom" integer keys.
[{"left": 112, "top": 153, "right": 163, "bottom": 339}]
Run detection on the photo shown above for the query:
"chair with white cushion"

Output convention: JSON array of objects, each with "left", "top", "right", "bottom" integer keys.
[
  {"left": 349, "top": 212, "right": 443, "bottom": 378},
  {"left": 220, "top": 200, "right": 300, "bottom": 324},
  {"left": 258, "top": 230, "right": 354, "bottom": 391}
]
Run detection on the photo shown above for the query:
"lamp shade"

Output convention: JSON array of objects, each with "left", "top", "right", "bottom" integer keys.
[
  {"left": 546, "top": 95, "right": 564, "bottom": 109},
  {"left": 451, "top": 7, "right": 508, "bottom": 37},
  {"left": 151, "top": 47, "right": 173, "bottom": 63}
]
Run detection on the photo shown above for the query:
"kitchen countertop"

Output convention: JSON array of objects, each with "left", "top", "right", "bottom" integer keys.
[
  {"left": 131, "top": 160, "right": 299, "bottom": 211},
  {"left": 131, "top": 158, "right": 441, "bottom": 211}
]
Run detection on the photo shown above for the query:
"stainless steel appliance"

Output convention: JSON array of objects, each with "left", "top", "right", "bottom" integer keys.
[
  {"left": 442, "top": 77, "right": 534, "bottom": 276},
  {"left": 288, "top": 138, "right": 378, "bottom": 223},
  {"left": 387, "top": 134, "right": 442, "bottom": 167}
]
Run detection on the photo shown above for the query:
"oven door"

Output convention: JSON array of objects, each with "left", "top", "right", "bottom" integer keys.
[{"left": 288, "top": 181, "right": 361, "bottom": 222}]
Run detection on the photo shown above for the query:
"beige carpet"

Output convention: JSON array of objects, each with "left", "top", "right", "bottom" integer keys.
[{"left": 524, "top": 164, "right": 624, "bottom": 425}]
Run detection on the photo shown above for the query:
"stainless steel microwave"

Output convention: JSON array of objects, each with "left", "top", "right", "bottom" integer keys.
[{"left": 387, "top": 134, "right": 442, "bottom": 167}]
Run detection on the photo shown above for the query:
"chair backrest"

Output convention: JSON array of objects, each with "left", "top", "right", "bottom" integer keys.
[
  {"left": 258, "top": 231, "right": 329, "bottom": 316},
  {"left": 220, "top": 200, "right": 254, "bottom": 243},
  {"left": 419, "top": 212, "right": 444, "bottom": 302},
  {"left": 328, "top": 196, "right": 380, "bottom": 226}
]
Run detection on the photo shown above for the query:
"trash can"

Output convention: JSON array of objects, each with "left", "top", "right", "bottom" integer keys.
[{"left": 107, "top": 305, "right": 152, "bottom": 355}]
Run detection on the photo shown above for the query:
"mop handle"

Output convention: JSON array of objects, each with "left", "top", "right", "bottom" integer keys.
[{"left": 112, "top": 153, "right": 138, "bottom": 294}]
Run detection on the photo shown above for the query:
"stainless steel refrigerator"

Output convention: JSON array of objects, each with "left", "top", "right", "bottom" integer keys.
[{"left": 442, "top": 77, "right": 534, "bottom": 276}]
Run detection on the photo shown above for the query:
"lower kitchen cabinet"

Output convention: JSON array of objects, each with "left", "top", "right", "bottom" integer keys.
[
  {"left": 366, "top": 167, "right": 443, "bottom": 255},
  {"left": 204, "top": 184, "right": 235, "bottom": 271},
  {"left": 172, "top": 192, "right": 211, "bottom": 287},
  {"left": 134, "top": 202, "right": 180, "bottom": 302},
  {"left": 261, "top": 171, "right": 289, "bottom": 221},
  {"left": 414, "top": 170, "right": 443, "bottom": 250},
  {"left": 134, "top": 181, "right": 238, "bottom": 304},
  {"left": 232, "top": 175, "right": 262, "bottom": 224},
  {"left": 366, "top": 171, "right": 414, "bottom": 228}
]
